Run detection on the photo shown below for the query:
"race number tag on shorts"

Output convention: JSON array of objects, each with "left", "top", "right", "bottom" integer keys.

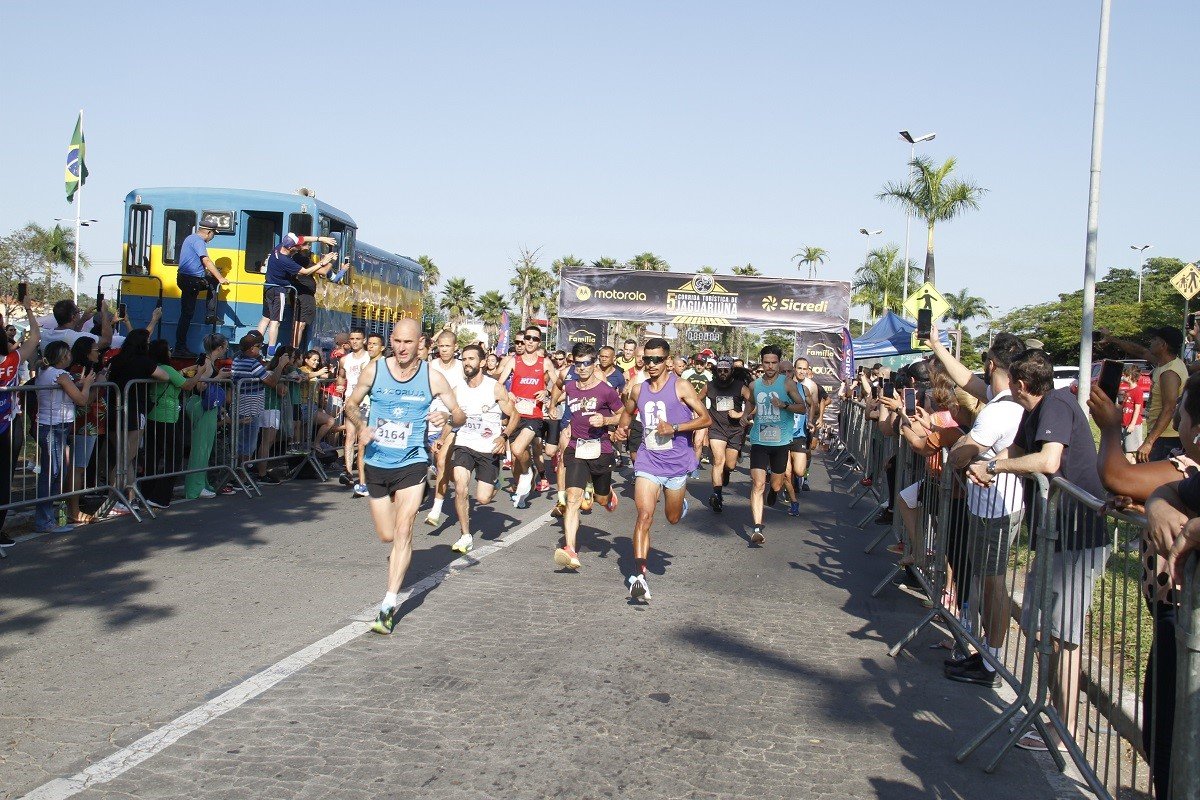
[
  {"left": 376, "top": 420, "right": 412, "bottom": 449},
  {"left": 463, "top": 418, "right": 497, "bottom": 439},
  {"left": 759, "top": 424, "right": 781, "bottom": 444},
  {"left": 715, "top": 396, "right": 734, "bottom": 412},
  {"left": 575, "top": 438, "right": 601, "bottom": 459},
  {"left": 515, "top": 397, "right": 537, "bottom": 416}
]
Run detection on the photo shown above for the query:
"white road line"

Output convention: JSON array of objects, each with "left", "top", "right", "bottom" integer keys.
[{"left": 20, "top": 509, "right": 554, "bottom": 800}]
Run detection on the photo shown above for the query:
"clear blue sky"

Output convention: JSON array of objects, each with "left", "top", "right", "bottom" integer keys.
[{"left": 2, "top": 1, "right": 1196, "bottom": 321}]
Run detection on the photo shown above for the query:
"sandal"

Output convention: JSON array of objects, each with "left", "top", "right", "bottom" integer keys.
[{"left": 1015, "top": 732, "right": 1066, "bottom": 752}]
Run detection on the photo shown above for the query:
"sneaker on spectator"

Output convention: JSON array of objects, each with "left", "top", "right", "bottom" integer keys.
[
  {"left": 259, "top": 472, "right": 282, "bottom": 485},
  {"left": 353, "top": 483, "right": 369, "bottom": 498},
  {"left": 338, "top": 471, "right": 353, "bottom": 486},
  {"left": 874, "top": 509, "right": 894, "bottom": 525},
  {"left": 217, "top": 485, "right": 237, "bottom": 496},
  {"left": 0, "top": 534, "right": 16, "bottom": 548},
  {"left": 204, "top": 314, "right": 220, "bottom": 325},
  {"left": 535, "top": 476, "right": 551, "bottom": 493},
  {"left": 198, "top": 488, "right": 216, "bottom": 499},
  {"left": 35, "top": 523, "right": 76, "bottom": 534},
  {"left": 944, "top": 657, "right": 1001, "bottom": 688}
]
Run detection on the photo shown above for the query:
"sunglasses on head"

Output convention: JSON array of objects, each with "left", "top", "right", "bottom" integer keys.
[{"left": 642, "top": 355, "right": 667, "bottom": 365}]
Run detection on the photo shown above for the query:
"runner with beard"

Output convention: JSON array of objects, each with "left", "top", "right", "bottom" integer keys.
[
  {"left": 424, "top": 330, "right": 465, "bottom": 527},
  {"left": 447, "top": 344, "right": 519, "bottom": 554},
  {"left": 615, "top": 338, "right": 711, "bottom": 601},
  {"left": 553, "top": 343, "right": 624, "bottom": 570},
  {"left": 782, "top": 357, "right": 820, "bottom": 515},
  {"left": 706, "top": 356, "right": 752, "bottom": 512},
  {"left": 744, "top": 344, "right": 807, "bottom": 544}
]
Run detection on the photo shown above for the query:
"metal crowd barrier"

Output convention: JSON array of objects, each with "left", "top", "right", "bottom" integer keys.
[
  {"left": 238, "top": 373, "right": 334, "bottom": 491},
  {"left": 832, "top": 402, "right": 1196, "bottom": 799},
  {"left": 0, "top": 381, "right": 140, "bottom": 535}
]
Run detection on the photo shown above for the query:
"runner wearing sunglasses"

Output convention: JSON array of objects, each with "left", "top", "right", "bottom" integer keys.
[
  {"left": 496, "top": 326, "right": 561, "bottom": 509},
  {"left": 615, "top": 338, "right": 711, "bottom": 602}
]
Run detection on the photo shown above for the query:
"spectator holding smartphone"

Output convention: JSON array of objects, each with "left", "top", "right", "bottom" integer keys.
[{"left": 33, "top": 340, "right": 96, "bottom": 533}]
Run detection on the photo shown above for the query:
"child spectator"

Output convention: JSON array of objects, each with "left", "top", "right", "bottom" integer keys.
[{"left": 34, "top": 340, "right": 96, "bottom": 533}]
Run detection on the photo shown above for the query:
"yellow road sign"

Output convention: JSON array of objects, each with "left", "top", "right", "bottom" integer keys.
[
  {"left": 903, "top": 282, "right": 950, "bottom": 320},
  {"left": 910, "top": 331, "right": 932, "bottom": 352},
  {"left": 1171, "top": 263, "right": 1200, "bottom": 300}
]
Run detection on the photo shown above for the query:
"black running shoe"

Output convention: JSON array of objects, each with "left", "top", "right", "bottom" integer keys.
[
  {"left": 944, "top": 651, "right": 982, "bottom": 669},
  {"left": 709, "top": 493, "right": 723, "bottom": 513},
  {"left": 874, "top": 510, "right": 894, "bottom": 525},
  {"left": 338, "top": 471, "right": 353, "bottom": 486},
  {"left": 766, "top": 488, "right": 777, "bottom": 507},
  {"left": 0, "top": 534, "right": 15, "bottom": 548},
  {"left": 750, "top": 525, "right": 765, "bottom": 544},
  {"left": 944, "top": 656, "right": 1001, "bottom": 688}
]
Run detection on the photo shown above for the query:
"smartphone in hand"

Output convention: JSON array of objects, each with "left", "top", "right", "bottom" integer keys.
[
  {"left": 882, "top": 380, "right": 894, "bottom": 399},
  {"left": 117, "top": 302, "right": 128, "bottom": 320},
  {"left": 903, "top": 387, "right": 916, "bottom": 416},
  {"left": 17, "top": 282, "right": 27, "bottom": 302},
  {"left": 916, "top": 308, "right": 932, "bottom": 340},
  {"left": 1097, "top": 359, "right": 1123, "bottom": 403}
]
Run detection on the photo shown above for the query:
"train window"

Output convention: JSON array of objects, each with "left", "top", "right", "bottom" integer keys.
[
  {"left": 125, "top": 204, "right": 152, "bottom": 276},
  {"left": 242, "top": 212, "right": 282, "bottom": 274},
  {"left": 162, "top": 209, "right": 197, "bottom": 265},
  {"left": 288, "top": 213, "right": 312, "bottom": 237}
]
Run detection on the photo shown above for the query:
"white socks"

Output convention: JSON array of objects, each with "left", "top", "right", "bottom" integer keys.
[
  {"left": 430, "top": 498, "right": 444, "bottom": 517},
  {"left": 381, "top": 591, "right": 399, "bottom": 613},
  {"left": 983, "top": 645, "right": 1000, "bottom": 672}
]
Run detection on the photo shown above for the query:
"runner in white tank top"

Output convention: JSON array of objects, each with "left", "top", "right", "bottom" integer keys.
[
  {"left": 425, "top": 331, "right": 468, "bottom": 526},
  {"left": 339, "top": 331, "right": 372, "bottom": 485}
]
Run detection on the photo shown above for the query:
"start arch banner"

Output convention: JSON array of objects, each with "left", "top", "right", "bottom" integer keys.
[{"left": 559, "top": 267, "right": 850, "bottom": 331}]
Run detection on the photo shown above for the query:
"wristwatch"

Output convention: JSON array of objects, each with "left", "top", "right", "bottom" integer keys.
[
  {"left": 986, "top": 460, "right": 998, "bottom": 476},
  {"left": 671, "top": 424, "right": 679, "bottom": 435}
]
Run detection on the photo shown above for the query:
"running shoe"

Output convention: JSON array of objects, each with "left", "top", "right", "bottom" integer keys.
[
  {"left": 535, "top": 477, "right": 551, "bottom": 493},
  {"left": 678, "top": 498, "right": 689, "bottom": 522},
  {"left": 554, "top": 546, "right": 581, "bottom": 570},
  {"left": 788, "top": 501, "right": 800, "bottom": 517},
  {"left": 198, "top": 488, "right": 216, "bottom": 499},
  {"left": 353, "top": 483, "right": 369, "bottom": 498},
  {"left": 217, "top": 485, "right": 237, "bottom": 496},
  {"left": 338, "top": 471, "right": 353, "bottom": 486},
  {"left": 627, "top": 573, "right": 651, "bottom": 602},
  {"left": 709, "top": 493, "right": 723, "bottom": 513},
  {"left": 750, "top": 525, "right": 765, "bottom": 544},
  {"left": 34, "top": 523, "right": 75, "bottom": 535},
  {"left": 259, "top": 472, "right": 281, "bottom": 485},
  {"left": 0, "top": 534, "right": 16, "bottom": 548},
  {"left": 581, "top": 492, "right": 594, "bottom": 512},
  {"left": 944, "top": 657, "right": 1001, "bottom": 688},
  {"left": 370, "top": 606, "right": 399, "bottom": 635},
  {"left": 766, "top": 488, "right": 777, "bottom": 507},
  {"left": 424, "top": 512, "right": 445, "bottom": 527},
  {"left": 502, "top": 459, "right": 513, "bottom": 470},
  {"left": 513, "top": 491, "right": 531, "bottom": 510},
  {"left": 604, "top": 492, "right": 619, "bottom": 512},
  {"left": 801, "top": 477, "right": 811, "bottom": 491},
  {"left": 451, "top": 533, "right": 474, "bottom": 554},
  {"left": 551, "top": 502, "right": 566, "bottom": 518}
]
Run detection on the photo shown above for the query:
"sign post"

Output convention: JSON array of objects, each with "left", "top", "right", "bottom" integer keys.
[{"left": 1170, "top": 263, "right": 1200, "bottom": 333}]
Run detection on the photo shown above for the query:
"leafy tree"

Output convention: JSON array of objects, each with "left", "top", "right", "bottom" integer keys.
[
  {"left": 696, "top": 265, "right": 717, "bottom": 274},
  {"left": 508, "top": 246, "right": 553, "bottom": 328},
  {"left": 439, "top": 277, "right": 476, "bottom": 332},
  {"left": 0, "top": 222, "right": 87, "bottom": 318},
  {"left": 791, "top": 246, "right": 829, "bottom": 280},
  {"left": 551, "top": 254, "right": 585, "bottom": 280},
  {"left": 944, "top": 288, "right": 992, "bottom": 333},
  {"left": 591, "top": 256, "right": 622, "bottom": 269},
  {"left": 851, "top": 244, "right": 918, "bottom": 319},
  {"left": 877, "top": 155, "right": 986, "bottom": 287},
  {"left": 732, "top": 263, "right": 762, "bottom": 276},
  {"left": 760, "top": 329, "right": 795, "bottom": 359},
  {"left": 417, "top": 255, "right": 440, "bottom": 295}
]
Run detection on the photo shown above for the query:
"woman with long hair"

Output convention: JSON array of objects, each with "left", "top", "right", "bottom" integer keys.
[
  {"left": 65, "top": 335, "right": 108, "bottom": 524},
  {"left": 299, "top": 349, "right": 336, "bottom": 452},
  {"left": 183, "top": 333, "right": 232, "bottom": 499},
  {"left": 33, "top": 340, "right": 96, "bottom": 533}
]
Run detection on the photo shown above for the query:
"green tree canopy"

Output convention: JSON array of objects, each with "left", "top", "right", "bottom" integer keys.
[
  {"left": 439, "top": 277, "right": 477, "bottom": 332},
  {"left": 791, "top": 246, "right": 829, "bottom": 279}
]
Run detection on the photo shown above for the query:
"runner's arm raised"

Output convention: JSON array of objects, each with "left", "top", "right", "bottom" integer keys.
[{"left": 925, "top": 320, "right": 988, "bottom": 402}]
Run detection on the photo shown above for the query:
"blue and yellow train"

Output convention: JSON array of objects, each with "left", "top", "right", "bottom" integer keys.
[{"left": 118, "top": 187, "right": 422, "bottom": 352}]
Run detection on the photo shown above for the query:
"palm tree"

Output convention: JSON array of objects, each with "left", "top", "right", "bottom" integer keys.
[
  {"left": 508, "top": 247, "right": 553, "bottom": 328},
  {"left": 696, "top": 265, "right": 717, "bottom": 274},
  {"left": 628, "top": 252, "right": 669, "bottom": 271},
  {"left": 551, "top": 254, "right": 585, "bottom": 281},
  {"left": 731, "top": 263, "right": 762, "bottom": 276},
  {"left": 877, "top": 155, "right": 987, "bottom": 287},
  {"left": 476, "top": 290, "right": 510, "bottom": 342},
  {"left": 944, "top": 288, "right": 992, "bottom": 333},
  {"left": 416, "top": 254, "right": 440, "bottom": 294},
  {"left": 791, "top": 246, "right": 828, "bottom": 280},
  {"left": 591, "top": 256, "right": 622, "bottom": 269},
  {"left": 439, "top": 277, "right": 476, "bottom": 332},
  {"left": 851, "top": 244, "right": 919, "bottom": 320}
]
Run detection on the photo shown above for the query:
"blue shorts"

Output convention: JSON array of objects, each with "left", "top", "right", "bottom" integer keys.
[{"left": 634, "top": 470, "right": 687, "bottom": 490}]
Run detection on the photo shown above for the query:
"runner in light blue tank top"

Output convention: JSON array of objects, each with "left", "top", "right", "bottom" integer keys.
[
  {"left": 749, "top": 374, "right": 796, "bottom": 447},
  {"left": 364, "top": 361, "right": 433, "bottom": 469}
]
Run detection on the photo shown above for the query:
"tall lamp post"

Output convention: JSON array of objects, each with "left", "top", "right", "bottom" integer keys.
[
  {"left": 1130, "top": 243, "right": 1152, "bottom": 303},
  {"left": 899, "top": 130, "right": 936, "bottom": 308},
  {"left": 53, "top": 217, "right": 98, "bottom": 303},
  {"left": 859, "top": 227, "right": 883, "bottom": 316}
]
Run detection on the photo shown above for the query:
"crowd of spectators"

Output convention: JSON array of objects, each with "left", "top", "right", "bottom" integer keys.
[{"left": 844, "top": 320, "right": 1200, "bottom": 797}]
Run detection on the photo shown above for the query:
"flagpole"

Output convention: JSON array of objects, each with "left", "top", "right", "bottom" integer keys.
[{"left": 73, "top": 108, "right": 83, "bottom": 304}]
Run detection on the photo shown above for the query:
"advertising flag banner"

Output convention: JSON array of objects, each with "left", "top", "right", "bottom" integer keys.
[
  {"left": 841, "top": 326, "right": 855, "bottom": 381},
  {"left": 559, "top": 267, "right": 850, "bottom": 332},
  {"left": 557, "top": 318, "right": 608, "bottom": 351},
  {"left": 496, "top": 310, "right": 511, "bottom": 356},
  {"left": 794, "top": 330, "right": 846, "bottom": 389}
]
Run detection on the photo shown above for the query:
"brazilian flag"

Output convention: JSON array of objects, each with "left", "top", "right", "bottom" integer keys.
[{"left": 65, "top": 113, "right": 88, "bottom": 202}]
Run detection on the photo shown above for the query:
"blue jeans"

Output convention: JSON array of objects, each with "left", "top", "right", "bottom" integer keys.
[{"left": 36, "top": 422, "right": 72, "bottom": 530}]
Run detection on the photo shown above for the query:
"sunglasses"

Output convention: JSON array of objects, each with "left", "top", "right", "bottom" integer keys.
[
  {"left": 524, "top": 336, "right": 541, "bottom": 342},
  {"left": 642, "top": 355, "right": 667, "bottom": 365},
  {"left": 575, "top": 358, "right": 596, "bottom": 366}
]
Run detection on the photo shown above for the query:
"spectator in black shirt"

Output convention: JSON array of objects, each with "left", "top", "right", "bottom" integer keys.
[
  {"left": 965, "top": 349, "right": 1109, "bottom": 752},
  {"left": 289, "top": 244, "right": 337, "bottom": 349}
]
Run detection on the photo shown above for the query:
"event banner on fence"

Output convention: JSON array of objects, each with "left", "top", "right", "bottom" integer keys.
[
  {"left": 557, "top": 317, "right": 608, "bottom": 351},
  {"left": 559, "top": 267, "right": 850, "bottom": 331},
  {"left": 794, "top": 330, "right": 846, "bottom": 389}
]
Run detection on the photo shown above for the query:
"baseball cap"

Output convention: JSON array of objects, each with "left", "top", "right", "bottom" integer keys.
[
  {"left": 699, "top": 348, "right": 714, "bottom": 357},
  {"left": 280, "top": 232, "right": 303, "bottom": 249},
  {"left": 716, "top": 355, "right": 734, "bottom": 368},
  {"left": 1145, "top": 326, "right": 1184, "bottom": 353}
]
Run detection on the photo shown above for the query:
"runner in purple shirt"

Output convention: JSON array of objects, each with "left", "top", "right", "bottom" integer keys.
[
  {"left": 615, "top": 337, "right": 711, "bottom": 602},
  {"left": 554, "top": 343, "right": 625, "bottom": 571}
]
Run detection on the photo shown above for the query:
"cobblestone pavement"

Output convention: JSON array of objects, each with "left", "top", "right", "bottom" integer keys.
[{"left": 4, "top": 458, "right": 1081, "bottom": 799}]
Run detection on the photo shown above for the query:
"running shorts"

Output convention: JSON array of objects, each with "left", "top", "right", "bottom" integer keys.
[
  {"left": 564, "top": 449, "right": 615, "bottom": 495},
  {"left": 749, "top": 443, "right": 789, "bottom": 474}
]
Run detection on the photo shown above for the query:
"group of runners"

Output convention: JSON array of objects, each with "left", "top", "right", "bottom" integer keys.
[{"left": 343, "top": 319, "right": 829, "bottom": 634}]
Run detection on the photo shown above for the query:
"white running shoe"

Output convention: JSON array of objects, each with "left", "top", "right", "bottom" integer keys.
[
  {"left": 198, "top": 488, "right": 216, "bottom": 499},
  {"left": 424, "top": 512, "right": 445, "bottom": 527},
  {"left": 678, "top": 498, "right": 689, "bottom": 522},
  {"left": 451, "top": 533, "right": 473, "bottom": 554},
  {"left": 627, "top": 573, "right": 652, "bottom": 602}
]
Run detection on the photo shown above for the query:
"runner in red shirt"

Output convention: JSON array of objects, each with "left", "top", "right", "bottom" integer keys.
[{"left": 496, "top": 326, "right": 561, "bottom": 508}]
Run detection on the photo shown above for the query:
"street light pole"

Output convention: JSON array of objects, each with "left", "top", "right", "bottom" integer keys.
[
  {"left": 859, "top": 227, "right": 883, "bottom": 316},
  {"left": 899, "top": 130, "right": 936, "bottom": 310},
  {"left": 1130, "top": 243, "right": 1153, "bottom": 303},
  {"left": 53, "top": 217, "right": 98, "bottom": 304}
]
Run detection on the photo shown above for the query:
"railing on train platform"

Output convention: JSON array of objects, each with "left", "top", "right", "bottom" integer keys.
[{"left": 830, "top": 402, "right": 1200, "bottom": 800}]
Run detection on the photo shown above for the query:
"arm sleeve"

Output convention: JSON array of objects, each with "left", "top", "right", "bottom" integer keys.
[{"left": 165, "top": 366, "right": 186, "bottom": 388}]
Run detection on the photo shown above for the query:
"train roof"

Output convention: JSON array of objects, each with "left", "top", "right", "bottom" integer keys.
[{"left": 123, "top": 187, "right": 356, "bottom": 226}]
